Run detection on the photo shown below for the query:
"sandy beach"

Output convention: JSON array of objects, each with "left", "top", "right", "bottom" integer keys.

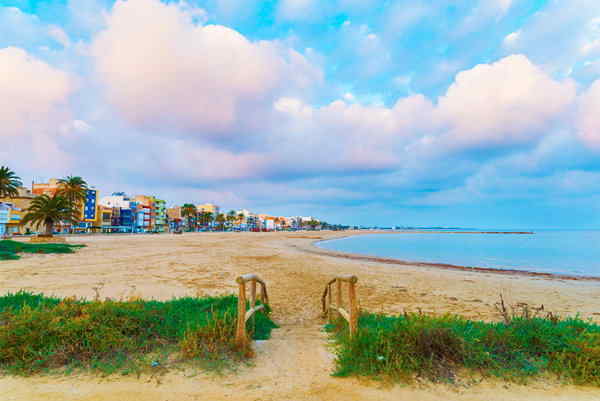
[{"left": 1, "top": 231, "right": 600, "bottom": 400}]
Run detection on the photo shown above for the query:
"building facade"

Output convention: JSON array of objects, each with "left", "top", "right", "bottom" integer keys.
[{"left": 0, "top": 187, "right": 35, "bottom": 235}]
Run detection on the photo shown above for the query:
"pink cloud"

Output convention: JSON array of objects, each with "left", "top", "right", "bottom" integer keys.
[
  {"left": 92, "top": 0, "right": 321, "bottom": 137},
  {"left": 0, "top": 47, "right": 74, "bottom": 170}
]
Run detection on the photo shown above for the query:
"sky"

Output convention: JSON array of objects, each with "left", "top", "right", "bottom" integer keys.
[{"left": 1, "top": 0, "right": 600, "bottom": 228}]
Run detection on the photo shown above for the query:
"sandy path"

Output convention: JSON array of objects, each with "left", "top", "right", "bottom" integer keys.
[{"left": 2, "top": 231, "right": 600, "bottom": 400}]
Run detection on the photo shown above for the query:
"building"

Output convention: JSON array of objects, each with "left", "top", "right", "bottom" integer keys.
[
  {"left": 99, "top": 192, "right": 132, "bottom": 209},
  {"left": 167, "top": 206, "right": 182, "bottom": 231},
  {"left": 100, "top": 206, "right": 113, "bottom": 231},
  {"left": 134, "top": 195, "right": 155, "bottom": 231},
  {"left": 31, "top": 178, "right": 61, "bottom": 196},
  {"left": 0, "top": 187, "right": 35, "bottom": 235},
  {"left": 0, "top": 202, "right": 10, "bottom": 236},
  {"left": 74, "top": 188, "right": 101, "bottom": 233},
  {"left": 197, "top": 203, "right": 219, "bottom": 216},
  {"left": 154, "top": 198, "right": 167, "bottom": 232}
]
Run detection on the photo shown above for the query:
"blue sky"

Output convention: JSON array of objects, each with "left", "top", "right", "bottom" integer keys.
[{"left": 2, "top": 0, "right": 600, "bottom": 228}]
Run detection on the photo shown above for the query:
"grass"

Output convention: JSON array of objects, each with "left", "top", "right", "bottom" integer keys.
[
  {"left": 0, "top": 291, "right": 277, "bottom": 376},
  {"left": 328, "top": 311, "right": 600, "bottom": 385},
  {"left": 0, "top": 240, "right": 85, "bottom": 261}
]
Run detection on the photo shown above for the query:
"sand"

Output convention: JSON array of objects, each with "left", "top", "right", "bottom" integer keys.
[{"left": 1, "top": 231, "right": 600, "bottom": 400}]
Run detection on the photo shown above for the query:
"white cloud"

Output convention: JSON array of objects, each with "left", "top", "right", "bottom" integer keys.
[
  {"left": 437, "top": 54, "right": 576, "bottom": 147},
  {"left": 503, "top": 30, "right": 520, "bottom": 47},
  {"left": 48, "top": 26, "right": 71, "bottom": 47},
  {"left": 277, "top": 0, "right": 318, "bottom": 21},
  {"left": 92, "top": 0, "right": 322, "bottom": 137},
  {"left": 577, "top": 80, "right": 600, "bottom": 148},
  {"left": 0, "top": 47, "right": 74, "bottom": 170}
]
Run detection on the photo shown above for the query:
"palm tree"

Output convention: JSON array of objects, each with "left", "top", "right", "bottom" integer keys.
[
  {"left": 21, "top": 194, "right": 78, "bottom": 236},
  {"left": 0, "top": 166, "right": 23, "bottom": 198},
  {"left": 215, "top": 213, "right": 226, "bottom": 231},
  {"left": 237, "top": 212, "right": 245, "bottom": 229},
  {"left": 57, "top": 176, "right": 88, "bottom": 205},
  {"left": 226, "top": 210, "right": 236, "bottom": 229},
  {"left": 181, "top": 204, "right": 197, "bottom": 232}
]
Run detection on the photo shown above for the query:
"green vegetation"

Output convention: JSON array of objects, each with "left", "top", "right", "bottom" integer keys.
[
  {"left": 21, "top": 194, "right": 79, "bottom": 236},
  {"left": 0, "top": 292, "right": 276, "bottom": 376},
  {"left": 328, "top": 311, "right": 600, "bottom": 385},
  {"left": 0, "top": 240, "right": 85, "bottom": 261},
  {"left": 0, "top": 165, "right": 23, "bottom": 198}
]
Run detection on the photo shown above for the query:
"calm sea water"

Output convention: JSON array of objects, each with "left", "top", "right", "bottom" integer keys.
[{"left": 317, "top": 230, "right": 600, "bottom": 277}]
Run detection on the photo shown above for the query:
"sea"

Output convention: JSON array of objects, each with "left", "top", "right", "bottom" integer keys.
[{"left": 316, "top": 230, "right": 600, "bottom": 277}]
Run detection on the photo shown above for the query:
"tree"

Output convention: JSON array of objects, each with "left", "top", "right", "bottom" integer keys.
[
  {"left": 237, "top": 212, "right": 245, "bottom": 229},
  {"left": 0, "top": 166, "right": 23, "bottom": 198},
  {"left": 215, "top": 213, "right": 226, "bottom": 231},
  {"left": 57, "top": 176, "right": 88, "bottom": 205},
  {"left": 181, "top": 204, "right": 197, "bottom": 232},
  {"left": 226, "top": 210, "right": 236, "bottom": 229},
  {"left": 307, "top": 219, "right": 320, "bottom": 230},
  {"left": 21, "top": 194, "right": 78, "bottom": 236}
]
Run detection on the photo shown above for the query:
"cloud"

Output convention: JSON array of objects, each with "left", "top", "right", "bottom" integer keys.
[
  {"left": 577, "top": 80, "right": 600, "bottom": 148},
  {"left": 0, "top": 47, "right": 74, "bottom": 170},
  {"left": 92, "top": 0, "right": 322, "bottom": 138},
  {"left": 437, "top": 54, "right": 576, "bottom": 148},
  {"left": 277, "top": 0, "right": 319, "bottom": 21}
]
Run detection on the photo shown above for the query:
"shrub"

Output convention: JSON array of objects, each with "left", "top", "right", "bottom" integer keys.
[
  {"left": 329, "top": 311, "right": 600, "bottom": 385},
  {"left": 0, "top": 292, "right": 276, "bottom": 375}
]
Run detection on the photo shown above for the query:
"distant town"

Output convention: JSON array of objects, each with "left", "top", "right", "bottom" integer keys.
[{"left": 0, "top": 177, "right": 349, "bottom": 235}]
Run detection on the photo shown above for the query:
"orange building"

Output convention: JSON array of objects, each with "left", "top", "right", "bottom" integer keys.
[{"left": 31, "top": 178, "right": 61, "bottom": 196}]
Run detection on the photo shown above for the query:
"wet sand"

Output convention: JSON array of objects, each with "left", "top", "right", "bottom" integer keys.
[{"left": 1, "top": 231, "right": 600, "bottom": 400}]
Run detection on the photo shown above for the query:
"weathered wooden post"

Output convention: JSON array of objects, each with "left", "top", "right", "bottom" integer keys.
[
  {"left": 336, "top": 278, "right": 343, "bottom": 320},
  {"left": 348, "top": 276, "right": 358, "bottom": 338},
  {"left": 327, "top": 282, "right": 332, "bottom": 323},
  {"left": 236, "top": 277, "right": 247, "bottom": 348}
]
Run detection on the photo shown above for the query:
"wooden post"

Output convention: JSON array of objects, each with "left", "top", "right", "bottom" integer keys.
[
  {"left": 236, "top": 278, "right": 247, "bottom": 347},
  {"left": 348, "top": 276, "right": 358, "bottom": 338},
  {"left": 250, "top": 280, "right": 257, "bottom": 309},
  {"left": 326, "top": 283, "right": 332, "bottom": 322},
  {"left": 250, "top": 279, "right": 257, "bottom": 334},
  {"left": 336, "top": 279, "right": 342, "bottom": 308}
]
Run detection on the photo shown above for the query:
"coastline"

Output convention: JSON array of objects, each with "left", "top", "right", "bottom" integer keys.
[
  {"left": 3, "top": 231, "right": 600, "bottom": 401},
  {"left": 306, "top": 231, "right": 600, "bottom": 282}
]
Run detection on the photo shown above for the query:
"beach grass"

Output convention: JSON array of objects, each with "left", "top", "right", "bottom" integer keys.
[
  {"left": 0, "top": 291, "right": 277, "bottom": 376},
  {"left": 0, "top": 240, "right": 85, "bottom": 261},
  {"left": 328, "top": 311, "right": 600, "bottom": 385}
]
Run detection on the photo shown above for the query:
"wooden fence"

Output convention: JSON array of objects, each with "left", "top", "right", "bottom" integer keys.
[
  {"left": 235, "top": 274, "right": 270, "bottom": 347},
  {"left": 321, "top": 275, "right": 359, "bottom": 337}
]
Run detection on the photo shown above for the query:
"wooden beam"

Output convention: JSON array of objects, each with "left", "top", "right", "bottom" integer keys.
[
  {"left": 236, "top": 279, "right": 247, "bottom": 347},
  {"left": 244, "top": 304, "right": 265, "bottom": 323}
]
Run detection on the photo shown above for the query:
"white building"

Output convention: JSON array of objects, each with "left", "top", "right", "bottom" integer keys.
[{"left": 99, "top": 193, "right": 132, "bottom": 209}]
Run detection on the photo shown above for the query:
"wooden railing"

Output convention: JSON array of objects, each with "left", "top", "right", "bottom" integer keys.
[
  {"left": 321, "top": 275, "right": 359, "bottom": 337},
  {"left": 235, "top": 274, "right": 270, "bottom": 347}
]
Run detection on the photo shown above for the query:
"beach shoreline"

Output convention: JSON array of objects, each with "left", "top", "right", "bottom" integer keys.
[
  {"left": 2, "top": 231, "right": 600, "bottom": 401},
  {"left": 306, "top": 231, "right": 600, "bottom": 282}
]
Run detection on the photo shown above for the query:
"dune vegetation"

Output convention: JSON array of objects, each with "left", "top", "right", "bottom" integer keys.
[
  {"left": 328, "top": 309, "right": 600, "bottom": 386},
  {"left": 0, "top": 292, "right": 276, "bottom": 376}
]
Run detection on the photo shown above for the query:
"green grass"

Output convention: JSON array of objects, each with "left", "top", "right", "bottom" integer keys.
[
  {"left": 0, "top": 291, "right": 277, "bottom": 376},
  {"left": 0, "top": 240, "right": 85, "bottom": 260},
  {"left": 328, "top": 312, "right": 600, "bottom": 385}
]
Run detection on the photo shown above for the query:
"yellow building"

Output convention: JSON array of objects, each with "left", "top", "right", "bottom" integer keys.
[
  {"left": 197, "top": 203, "right": 219, "bottom": 215},
  {"left": 0, "top": 187, "right": 36, "bottom": 234}
]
